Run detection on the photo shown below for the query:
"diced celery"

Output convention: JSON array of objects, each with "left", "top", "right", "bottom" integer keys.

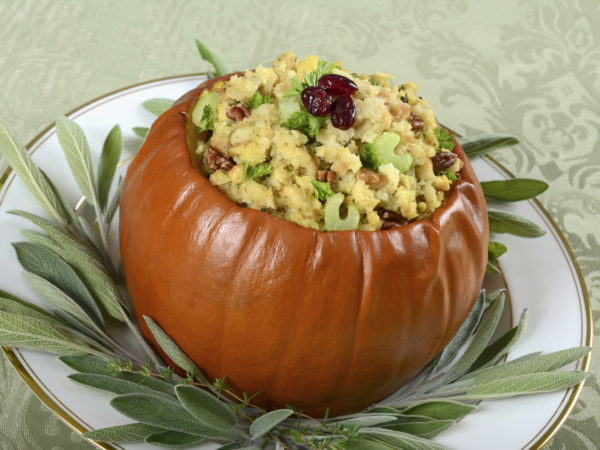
[
  {"left": 324, "top": 193, "right": 360, "bottom": 231},
  {"left": 278, "top": 95, "right": 302, "bottom": 123},
  {"left": 191, "top": 91, "right": 219, "bottom": 127},
  {"left": 372, "top": 132, "right": 413, "bottom": 173}
]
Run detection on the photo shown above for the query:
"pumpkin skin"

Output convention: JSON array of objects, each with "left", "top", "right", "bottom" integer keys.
[{"left": 120, "top": 75, "right": 489, "bottom": 417}]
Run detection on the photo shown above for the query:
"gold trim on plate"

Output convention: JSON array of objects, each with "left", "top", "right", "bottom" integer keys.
[{"left": 0, "top": 78, "right": 593, "bottom": 450}]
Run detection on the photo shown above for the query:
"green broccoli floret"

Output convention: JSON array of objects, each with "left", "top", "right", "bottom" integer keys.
[{"left": 359, "top": 142, "right": 380, "bottom": 171}]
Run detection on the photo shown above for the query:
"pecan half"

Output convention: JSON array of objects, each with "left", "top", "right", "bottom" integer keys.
[
  {"left": 377, "top": 209, "right": 409, "bottom": 230},
  {"left": 431, "top": 151, "right": 458, "bottom": 171},
  {"left": 409, "top": 113, "right": 425, "bottom": 131},
  {"left": 317, "top": 170, "right": 337, "bottom": 189},
  {"left": 226, "top": 105, "right": 251, "bottom": 122},
  {"left": 205, "top": 146, "right": 234, "bottom": 172},
  {"left": 357, "top": 168, "right": 388, "bottom": 189}
]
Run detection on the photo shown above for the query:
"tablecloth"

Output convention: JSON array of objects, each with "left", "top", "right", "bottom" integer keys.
[{"left": 1, "top": 0, "right": 598, "bottom": 448}]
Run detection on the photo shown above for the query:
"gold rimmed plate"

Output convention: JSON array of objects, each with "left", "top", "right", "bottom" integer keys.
[{"left": 0, "top": 76, "right": 592, "bottom": 449}]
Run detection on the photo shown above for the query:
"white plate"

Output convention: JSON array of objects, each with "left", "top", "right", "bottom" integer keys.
[{"left": 0, "top": 76, "right": 592, "bottom": 450}]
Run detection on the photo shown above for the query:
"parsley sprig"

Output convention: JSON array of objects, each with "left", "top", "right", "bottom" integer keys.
[
  {"left": 244, "top": 92, "right": 273, "bottom": 111},
  {"left": 434, "top": 127, "right": 455, "bottom": 152},
  {"left": 197, "top": 104, "right": 215, "bottom": 133},
  {"left": 285, "top": 59, "right": 339, "bottom": 96}
]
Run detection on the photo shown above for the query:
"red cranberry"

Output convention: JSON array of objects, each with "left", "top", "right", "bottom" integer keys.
[
  {"left": 330, "top": 94, "right": 355, "bottom": 130},
  {"left": 318, "top": 74, "right": 358, "bottom": 95},
  {"left": 301, "top": 87, "right": 332, "bottom": 116}
]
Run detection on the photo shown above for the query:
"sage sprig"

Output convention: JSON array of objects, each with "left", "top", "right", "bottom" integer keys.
[{"left": 60, "top": 290, "right": 589, "bottom": 449}]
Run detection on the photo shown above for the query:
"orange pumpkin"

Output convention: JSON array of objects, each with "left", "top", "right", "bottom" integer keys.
[{"left": 119, "top": 75, "right": 489, "bottom": 416}]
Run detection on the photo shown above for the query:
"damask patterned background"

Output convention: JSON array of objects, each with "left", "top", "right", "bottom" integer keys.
[{"left": 0, "top": 0, "right": 597, "bottom": 448}]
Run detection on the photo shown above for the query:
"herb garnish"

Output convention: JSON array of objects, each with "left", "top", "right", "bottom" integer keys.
[
  {"left": 434, "top": 127, "right": 455, "bottom": 152},
  {"left": 311, "top": 179, "right": 335, "bottom": 201},
  {"left": 439, "top": 170, "right": 458, "bottom": 182},
  {"left": 196, "top": 104, "right": 215, "bottom": 133},
  {"left": 244, "top": 92, "right": 273, "bottom": 111},
  {"left": 285, "top": 59, "right": 339, "bottom": 97}
]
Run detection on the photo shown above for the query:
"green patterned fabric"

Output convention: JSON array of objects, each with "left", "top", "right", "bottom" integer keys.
[{"left": 0, "top": 0, "right": 598, "bottom": 448}]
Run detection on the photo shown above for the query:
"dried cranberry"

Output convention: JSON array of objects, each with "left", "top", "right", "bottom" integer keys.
[
  {"left": 318, "top": 74, "right": 358, "bottom": 96},
  {"left": 330, "top": 94, "right": 355, "bottom": 130},
  {"left": 301, "top": 87, "right": 332, "bottom": 116}
]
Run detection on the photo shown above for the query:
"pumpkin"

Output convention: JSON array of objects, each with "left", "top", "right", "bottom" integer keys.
[{"left": 119, "top": 75, "right": 489, "bottom": 417}]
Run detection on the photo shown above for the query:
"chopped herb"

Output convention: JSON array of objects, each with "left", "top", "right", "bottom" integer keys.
[
  {"left": 359, "top": 142, "right": 380, "bottom": 171},
  {"left": 281, "top": 109, "right": 325, "bottom": 140},
  {"left": 400, "top": 95, "right": 409, "bottom": 103},
  {"left": 439, "top": 170, "right": 458, "bottom": 182},
  {"left": 197, "top": 105, "right": 215, "bottom": 132},
  {"left": 343, "top": 139, "right": 352, "bottom": 147},
  {"left": 283, "top": 165, "right": 293, "bottom": 172},
  {"left": 311, "top": 179, "right": 335, "bottom": 201},
  {"left": 244, "top": 92, "right": 273, "bottom": 110},
  {"left": 434, "top": 127, "right": 455, "bottom": 152},
  {"left": 243, "top": 162, "right": 273, "bottom": 180},
  {"left": 368, "top": 78, "right": 382, "bottom": 86},
  {"left": 304, "top": 60, "right": 339, "bottom": 86}
]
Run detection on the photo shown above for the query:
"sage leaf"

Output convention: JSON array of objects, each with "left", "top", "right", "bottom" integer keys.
[
  {"left": 175, "top": 385, "right": 237, "bottom": 432},
  {"left": 110, "top": 393, "right": 239, "bottom": 440},
  {"left": 145, "top": 430, "right": 206, "bottom": 448},
  {"left": 470, "top": 309, "right": 528, "bottom": 371},
  {"left": 55, "top": 116, "right": 97, "bottom": 205},
  {"left": 13, "top": 242, "right": 104, "bottom": 322},
  {"left": 0, "top": 289, "right": 68, "bottom": 328},
  {"left": 486, "top": 261, "right": 501, "bottom": 274},
  {"left": 458, "top": 135, "right": 519, "bottom": 159},
  {"left": 488, "top": 210, "right": 546, "bottom": 238},
  {"left": 401, "top": 400, "right": 476, "bottom": 421},
  {"left": 13, "top": 216, "right": 125, "bottom": 321},
  {"left": 142, "top": 99, "right": 174, "bottom": 117},
  {"left": 481, "top": 179, "right": 548, "bottom": 202},
  {"left": 344, "top": 438, "right": 404, "bottom": 450},
  {"left": 488, "top": 241, "right": 507, "bottom": 260},
  {"left": 462, "top": 371, "right": 588, "bottom": 399},
  {"left": 60, "top": 354, "right": 176, "bottom": 396},
  {"left": 0, "top": 310, "right": 100, "bottom": 355},
  {"left": 133, "top": 127, "right": 149, "bottom": 138},
  {"left": 23, "top": 270, "right": 104, "bottom": 330},
  {"left": 332, "top": 415, "right": 397, "bottom": 428},
  {"left": 195, "top": 39, "right": 232, "bottom": 78},
  {"left": 0, "top": 120, "right": 69, "bottom": 225},
  {"left": 249, "top": 409, "right": 294, "bottom": 439},
  {"left": 384, "top": 419, "right": 455, "bottom": 438},
  {"left": 69, "top": 373, "right": 173, "bottom": 399},
  {"left": 105, "top": 175, "right": 123, "bottom": 225},
  {"left": 143, "top": 316, "right": 207, "bottom": 382},
  {"left": 434, "top": 290, "right": 487, "bottom": 371},
  {"left": 79, "top": 216, "right": 101, "bottom": 250},
  {"left": 359, "top": 427, "right": 448, "bottom": 450},
  {"left": 97, "top": 125, "right": 122, "bottom": 212},
  {"left": 443, "top": 293, "right": 505, "bottom": 381},
  {"left": 84, "top": 423, "right": 166, "bottom": 442},
  {"left": 466, "top": 347, "right": 591, "bottom": 384},
  {"left": 39, "top": 169, "right": 80, "bottom": 227}
]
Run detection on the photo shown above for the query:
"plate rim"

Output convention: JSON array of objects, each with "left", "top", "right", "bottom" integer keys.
[{"left": 0, "top": 75, "right": 593, "bottom": 450}]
